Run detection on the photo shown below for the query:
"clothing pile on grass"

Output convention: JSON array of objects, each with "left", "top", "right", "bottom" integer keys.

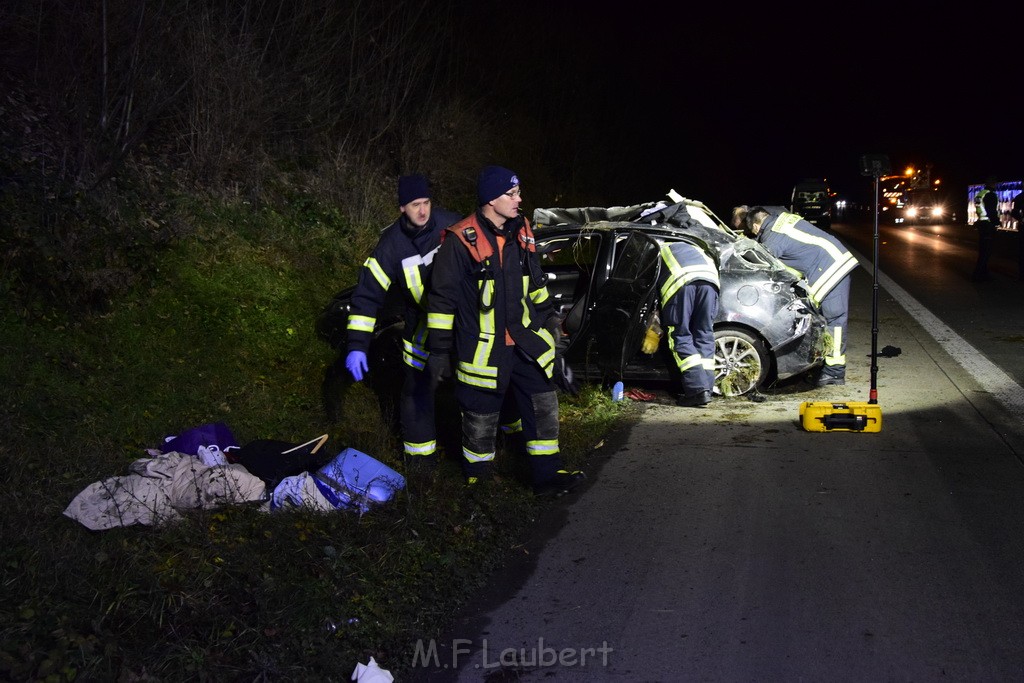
[{"left": 63, "top": 422, "right": 406, "bottom": 531}]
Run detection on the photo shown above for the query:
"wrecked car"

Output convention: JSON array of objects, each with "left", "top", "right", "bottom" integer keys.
[
  {"left": 531, "top": 193, "right": 826, "bottom": 395},
  {"left": 316, "top": 193, "right": 826, "bottom": 400}
]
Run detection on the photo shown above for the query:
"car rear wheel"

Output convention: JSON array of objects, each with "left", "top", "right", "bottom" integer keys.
[{"left": 713, "top": 328, "right": 769, "bottom": 397}]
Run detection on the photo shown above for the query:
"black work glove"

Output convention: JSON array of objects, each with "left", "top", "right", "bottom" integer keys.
[
  {"left": 553, "top": 355, "right": 580, "bottom": 397},
  {"left": 427, "top": 352, "right": 452, "bottom": 384},
  {"left": 544, "top": 315, "right": 563, "bottom": 344}
]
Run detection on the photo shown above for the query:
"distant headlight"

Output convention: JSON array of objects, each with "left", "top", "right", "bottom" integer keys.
[
  {"left": 906, "top": 207, "right": 919, "bottom": 218},
  {"left": 931, "top": 206, "right": 944, "bottom": 217}
]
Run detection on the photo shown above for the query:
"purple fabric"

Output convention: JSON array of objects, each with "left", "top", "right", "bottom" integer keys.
[{"left": 161, "top": 422, "right": 238, "bottom": 456}]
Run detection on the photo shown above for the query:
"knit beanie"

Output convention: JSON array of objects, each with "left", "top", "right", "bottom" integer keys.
[
  {"left": 398, "top": 174, "right": 431, "bottom": 206},
  {"left": 477, "top": 166, "right": 519, "bottom": 205}
]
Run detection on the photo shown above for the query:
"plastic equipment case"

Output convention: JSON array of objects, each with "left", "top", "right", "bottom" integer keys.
[
  {"left": 799, "top": 401, "right": 882, "bottom": 433},
  {"left": 313, "top": 447, "right": 406, "bottom": 512}
]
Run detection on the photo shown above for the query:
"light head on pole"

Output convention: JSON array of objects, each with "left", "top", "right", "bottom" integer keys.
[{"left": 860, "top": 154, "right": 891, "bottom": 179}]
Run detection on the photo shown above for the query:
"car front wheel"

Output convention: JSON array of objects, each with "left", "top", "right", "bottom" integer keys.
[{"left": 713, "top": 328, "right": 769, "bottom": 397}]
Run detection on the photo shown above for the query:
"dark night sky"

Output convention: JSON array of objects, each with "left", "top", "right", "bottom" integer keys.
[{"left": 503, "top": 3, "right": 1021, "bottom": 215}]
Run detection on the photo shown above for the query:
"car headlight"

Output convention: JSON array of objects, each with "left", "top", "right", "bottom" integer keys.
[
  {"left": 906, "top": 207, "right": 918, "bottom": 218},
  {"left": 931, "top": 206, "right": 944, "bottom": 217}
]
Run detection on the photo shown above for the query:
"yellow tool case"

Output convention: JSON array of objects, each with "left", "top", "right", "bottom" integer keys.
[{"left": 799, "top": 401, "right": 882, "bottom": 433}]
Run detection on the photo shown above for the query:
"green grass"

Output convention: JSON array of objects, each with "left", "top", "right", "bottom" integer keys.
[{"left": 0, "top": 195, "right": 631, "bottom": 682}]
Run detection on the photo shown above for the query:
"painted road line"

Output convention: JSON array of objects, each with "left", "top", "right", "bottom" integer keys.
[{"left": 876, "top": 269, "right": 1024, "bottom": 418}]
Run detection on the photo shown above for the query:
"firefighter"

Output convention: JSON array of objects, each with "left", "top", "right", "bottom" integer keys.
[
  {"left": 745, "top": 206, "right": 859, "bottom": 387},
  {"left": 659, "top": 240, "right": 721, "bottom": 407},
  {"left": 971, "top": 177, "right": 1000, "bottom": 282},
  {"left": 1012, "top": 189, "right": 1024, "bottom": 281},
  {"left": 730, "top": 205, "right": 749, "bottom": 232},
  {"left": 344, "top": 174, "right": 462, "bottom": 467},
  {"left": 425, "top": 165, "right": 584, "bottom": 495}
]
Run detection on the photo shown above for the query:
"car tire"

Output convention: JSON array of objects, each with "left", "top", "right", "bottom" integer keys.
[{"left": 713, "top": 328, "right": 770, "bottom": 397}]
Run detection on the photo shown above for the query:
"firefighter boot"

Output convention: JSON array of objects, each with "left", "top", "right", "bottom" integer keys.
[
  {"left": 533, "top": 469, "right": 586, "bottom": 497},
  {"left": 677, "top": 390, "right": 712, "bottom": 407},
  {"left": 816, "top": 366, "right": 846, "bottom": 387}
]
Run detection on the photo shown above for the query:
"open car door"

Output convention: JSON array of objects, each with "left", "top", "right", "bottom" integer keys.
[{"left": 587, "top": 231, "right": 662, "bottom": 377}]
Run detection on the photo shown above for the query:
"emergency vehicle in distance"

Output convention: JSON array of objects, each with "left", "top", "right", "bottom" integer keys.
[
  {"left": 879, "top": 164, "right": 957, "bottom": 224},
  {"left": 790, "top": 179, "right": 832, "bottom": 230}
]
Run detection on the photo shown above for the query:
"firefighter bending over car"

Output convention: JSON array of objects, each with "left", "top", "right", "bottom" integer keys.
[
  {"left": 425, "top": 166, "right": 585, "bottom": 496},
  {"left": 658, "top": 240, "right": 721, "bottom": 407},
  {"left": 344, "top": 174, "right": 462, "bottom": 467},
  {"left": 744, "top": 206, "right": 859, "bottom": 387}
]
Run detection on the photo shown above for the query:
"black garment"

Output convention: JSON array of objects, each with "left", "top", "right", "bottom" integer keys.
[
  {"left": 426, "top": 211, "right": 556, "bottom": 393},
  {"left": 972, "top": 187, "right": 1000, "bottom": 281},
  {"left": 346, "top": 207, "right": 462, "bottom": 356},
  {"left": 426, "top": 210, "right": 563, "bottom": 486},
  {"left": 344, "top": 205, "right": 461, "bottom": 459},
  {"left": 233, "top": 438, "right": 330, "bottom": 490},
  {"left": 972, "top": 222, "right": 997, "bottom": 281},
  {"left": 1012, "top": 192, "right": 1024, "bottom": 279}
]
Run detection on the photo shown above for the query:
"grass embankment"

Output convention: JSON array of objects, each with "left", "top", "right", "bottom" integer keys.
[{"left": 0, "top": 194, "right": 632, "bottom": 681}]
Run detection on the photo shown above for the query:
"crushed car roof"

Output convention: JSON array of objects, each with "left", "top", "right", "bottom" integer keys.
[
  {"left": 533, "top": 195, "right": 799, "bottom": 281},
  {"left": 533, "top": 196, "right": 732, "bottom": 233}
]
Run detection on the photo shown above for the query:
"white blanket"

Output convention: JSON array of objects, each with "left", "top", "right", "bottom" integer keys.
[{"left": 63, "top": 452, "right": 267, "bottom": 531}]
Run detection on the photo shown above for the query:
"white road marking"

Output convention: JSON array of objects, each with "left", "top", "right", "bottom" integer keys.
[{"left": 872, "top": 264, "right": 1024, "bottom": 418}]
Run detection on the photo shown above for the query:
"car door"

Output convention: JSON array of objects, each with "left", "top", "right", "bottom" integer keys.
[{"left": 587, "top": 231, "right": 663, "bottom": 377}]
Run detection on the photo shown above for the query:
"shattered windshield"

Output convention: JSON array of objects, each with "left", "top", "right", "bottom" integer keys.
[{"left": 795, "top": 191, "right": 828, "bottom": 203}]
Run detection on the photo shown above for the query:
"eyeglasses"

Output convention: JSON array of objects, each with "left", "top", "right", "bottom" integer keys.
[{"left": 504, "top": 189, "right": 522, "bottom": 199}]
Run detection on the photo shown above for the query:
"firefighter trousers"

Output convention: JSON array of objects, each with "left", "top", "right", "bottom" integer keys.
[
  {"left": 399, "top": 363, "right": 440, "bottom": 460},
  {"left": 820, "top": 275, "right": 851, "bottom": 377},
  {"left": 667, "top": 282, "right": 719, "bottom": 396},
  {"left": 455, "top": 346, "right": 563, "bottom": 485}
]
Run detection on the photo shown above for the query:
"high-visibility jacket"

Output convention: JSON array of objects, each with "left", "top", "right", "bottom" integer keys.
[
  {"left": 755, "top": 212, "right": 858, "bottom": 306},
  {"left": 345, "top": 208, "right": 462, "bottom": 369},
  {"left": 658, "top": 241, "right": 720, "bottom": 387},
  {"left": 975, "top": 187, "right": 999, "bottom": 223},
  {"left": 426, "top": 211, "right": 556, "bottom": 392},
  {"left": 658, "top": 241, "right": 720, "bottom": 306}
]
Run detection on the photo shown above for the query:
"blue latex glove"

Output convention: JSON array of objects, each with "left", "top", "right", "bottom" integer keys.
[{"left": 345, "top": 350, "right": 368, "bottom": 382}]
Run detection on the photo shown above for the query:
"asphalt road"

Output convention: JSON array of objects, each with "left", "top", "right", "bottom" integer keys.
[
  {"left": 833, "top": 216, "right": 1024, "bottom": 391},
  {"left": 411, "top": 216, "right": 1024, "bottom": 682}
]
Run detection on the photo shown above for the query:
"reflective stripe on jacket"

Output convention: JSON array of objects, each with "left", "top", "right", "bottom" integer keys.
[
  {"left": 757, "top": 212, "right": 858, "bottom": 305},
  {"left": 426, "top": 211, "right": 555, "bottom": 392},
  {"left": 975, "top": 188, "right": 998, "bottom": 223},
  {"left": 659, "top": 241, "right": 720, "bottom": 305},
  {"left": 345, "top": 208, "right": 462, "bottom": 368}
]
